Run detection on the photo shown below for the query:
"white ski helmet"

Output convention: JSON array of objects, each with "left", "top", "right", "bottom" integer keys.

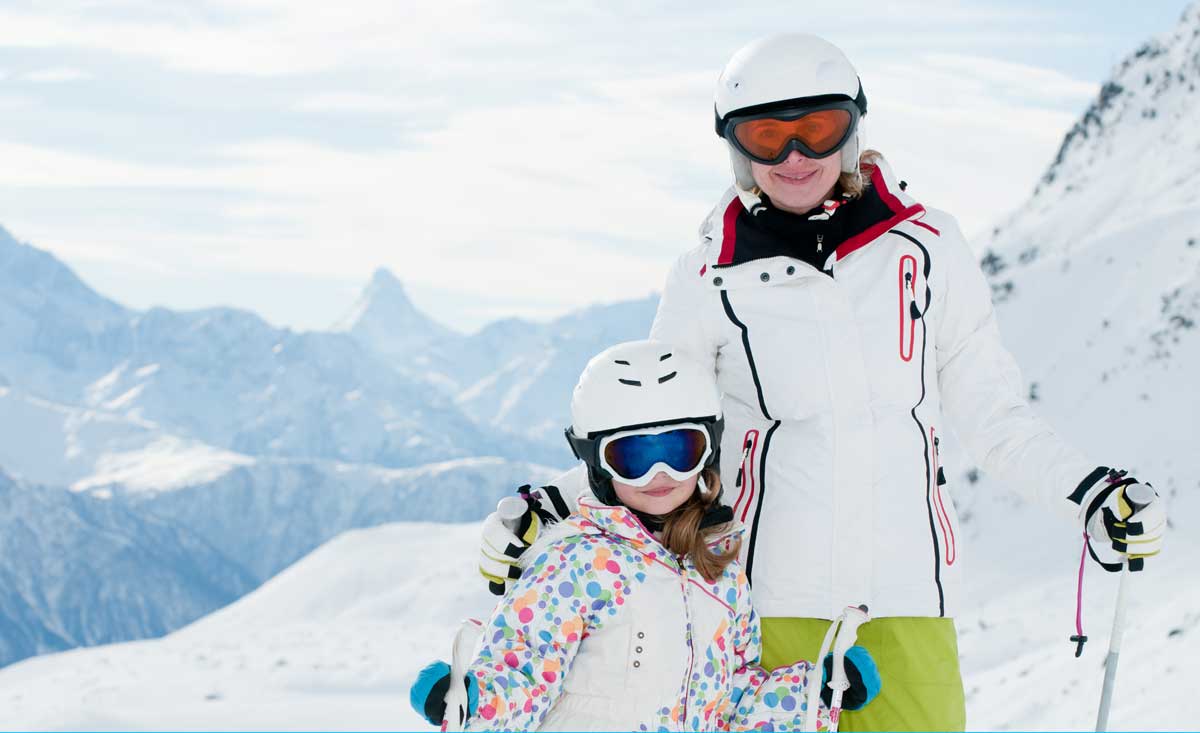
[
  {"left": 565, "top": 340, "right": 723, "bottom": 505},
  {"left": 714, "top": 34, "right": 867, "bottom": 196}
]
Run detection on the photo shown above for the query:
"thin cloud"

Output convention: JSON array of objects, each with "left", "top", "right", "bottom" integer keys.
[
  {"left": 0, "top": 0, "right": 1122, "bottom": 330},
  {"left": 21, "top": 67, "right": 93, "bottom": 82}
]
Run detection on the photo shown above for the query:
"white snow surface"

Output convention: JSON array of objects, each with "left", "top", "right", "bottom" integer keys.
[
  {"left": 72, "top": 436, "right": 254, "bottom": 494},
  {"left": 0, "top": 522, "right": 493, "bottom": 732}
]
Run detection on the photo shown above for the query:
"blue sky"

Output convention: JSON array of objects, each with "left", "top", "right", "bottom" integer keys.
[{"left": 0, "top": 1, "right": 1190, "bottom": 332}]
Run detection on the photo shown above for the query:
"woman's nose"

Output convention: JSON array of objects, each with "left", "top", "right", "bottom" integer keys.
[{"left": 782, "top": 149, "right": 811, "bottom": 165}]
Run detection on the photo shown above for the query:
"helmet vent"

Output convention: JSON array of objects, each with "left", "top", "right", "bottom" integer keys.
[
  {"left": 614, "top": 359, "right": 631, "bottom": 366},
  {"left": 618, "top": 378, "right": 642, "bottom": 386},
  {"left": 657, "top": 371, "right": 678, "bottom": 384},
  {"left": 659, "top": 352, "right": 673, "bottom": 361}
]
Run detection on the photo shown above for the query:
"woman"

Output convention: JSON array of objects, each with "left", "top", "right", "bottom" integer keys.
[{"left": 480, "top": 34, "right": 1167, "bottom": 731}]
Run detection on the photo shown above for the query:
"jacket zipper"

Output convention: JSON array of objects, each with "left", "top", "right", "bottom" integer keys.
[
  {"left": 679, "top": 570, "right": 694, "bottom": 728},
  {"left": 930, "top": 428, "right": 957, "bottom": 566},
  {"left": 899, "top": 254, "right": 918, "bottom": 362},
  {"left": 731, "top": 430, "right": 760, "bottom": 523},
  {"left": 892, "top": 229, "right": 944, "bottom": 615}
]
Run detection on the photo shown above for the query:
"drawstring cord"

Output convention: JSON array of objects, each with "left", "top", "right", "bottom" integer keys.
[{"left": 1071, "top": 531, "right": 1089, "bottom": 657}]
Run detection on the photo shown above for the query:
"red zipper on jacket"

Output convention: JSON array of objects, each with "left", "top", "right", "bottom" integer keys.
[
  {"left": 731, "top": 430, "right": 760, "bottom": 523},
  {"left": 930, "top": 427, "right": 957, "bottom": 565},
  {"left": 899, "top": 254, "right": 918, "bottom": 362}
]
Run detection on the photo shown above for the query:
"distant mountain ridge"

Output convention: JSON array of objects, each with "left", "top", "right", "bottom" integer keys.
[
  {"left": 0, "top": 468, "right": 257, "bottom": 668},
  {"left": 0, "top": 222, "right": 652, "bottom": 669},
  {"left": 0, "top": 225, "right": 562, "bottom": 472}
]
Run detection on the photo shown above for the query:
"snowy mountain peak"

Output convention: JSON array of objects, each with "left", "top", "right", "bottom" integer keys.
[
  {"left": 367, "top": 265, "right": 405, "bottom": 293},
  {"left": 332, "top": 267, "right": 457, "bottom": 359},
  {"left": 0, "top": 224, "right": 127, "bottom": 320},
  {"left": 1023, "top": 1, "right": 1200, "bottom": 228}
]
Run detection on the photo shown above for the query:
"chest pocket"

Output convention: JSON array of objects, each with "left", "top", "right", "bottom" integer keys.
[
  {"left": 561, "top": 572, "right": 688, "bottom": 699},
  {"left": 717, "top": 283, "right": 832, "bottom": 421},
  {"left": 851, "top": 237, "right": 939, "bottom": 407}
]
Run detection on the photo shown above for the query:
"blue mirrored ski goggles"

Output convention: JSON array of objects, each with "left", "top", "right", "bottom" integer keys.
[{"left": 598, "top": 424, "right": 711, "bottom": 487}]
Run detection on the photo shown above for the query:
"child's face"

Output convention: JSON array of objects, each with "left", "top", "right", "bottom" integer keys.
[{"left": 612, "top": 472, "right": 699, "bottom": 517}]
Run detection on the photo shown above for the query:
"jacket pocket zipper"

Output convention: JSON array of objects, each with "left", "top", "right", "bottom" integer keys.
[
  {"left": 900, "top": 254, "right": 918, "bottom": 362},
  {"left": 930, "top": 428, "right": 957, "bottom": 566},
  {"left": 732, "top": 430, "right": 760, "bottom": 523}
]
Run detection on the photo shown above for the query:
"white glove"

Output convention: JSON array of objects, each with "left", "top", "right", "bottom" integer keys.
[
  {"left": 1071, "top": 468, "right": 1166, "bottom": 572},
  {"left": 479, "top": 483, "right": 573, "bottom": 595}
]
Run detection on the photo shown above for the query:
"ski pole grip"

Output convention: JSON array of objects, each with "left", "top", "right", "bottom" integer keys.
[
  {"left": 1124, "top": 483, "right": 1154, "bottom": 514},
  {"left": 497, "top": 495, "right": 532, "bottom": 539},
  {"left": 830, "top": 605, "right": 870, "bottom": 692}
]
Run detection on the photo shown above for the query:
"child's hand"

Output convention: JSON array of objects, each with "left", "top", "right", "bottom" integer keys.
[
  {"left": 410, "top": 660, "right": 478, "bottom": 727},
  {"left": 820, "top": 645, "right": 881, "bottom": 711},
  {"left": 480, "top": 484, "right": 573, "bottom": 595}
]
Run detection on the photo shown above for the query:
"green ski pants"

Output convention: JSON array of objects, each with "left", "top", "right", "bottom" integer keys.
[{"left": 761, "top": 616, "right": 966, "bottom": 732}]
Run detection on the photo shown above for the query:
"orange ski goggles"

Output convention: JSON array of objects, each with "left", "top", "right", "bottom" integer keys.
[{"left": 719, "top": 99, "right": 860, "bottom": 165}]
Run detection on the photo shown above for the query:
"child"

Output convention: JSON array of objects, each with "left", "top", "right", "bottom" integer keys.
[{"left": 411, "top": 340, "right": 879, "bottom": 731}]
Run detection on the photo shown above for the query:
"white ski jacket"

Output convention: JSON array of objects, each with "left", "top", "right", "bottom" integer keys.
[{"left": 646, "top": 157, "right": 1097, "bottom": 619}]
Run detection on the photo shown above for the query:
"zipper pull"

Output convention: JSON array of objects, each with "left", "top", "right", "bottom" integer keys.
[
  {"left": 734, "top": 440, "right": 752, "bottom": 487},
  {"left": 816, "top": 234, "right": 824, "bottom": 253}
]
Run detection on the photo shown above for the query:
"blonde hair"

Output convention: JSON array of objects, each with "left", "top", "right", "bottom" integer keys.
[
  {"left": 750, "top": 149, "right": 882, "bottom": 203},
  {"left": 658, "top": 469, "right": 739, "bottom": 582},
  {"left": 836, "top": 148, "right": 882, "bottom": 199}
]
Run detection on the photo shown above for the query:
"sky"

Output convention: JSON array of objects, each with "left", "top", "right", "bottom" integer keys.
[{"left": 0, "top": 0, "right": 1191, "bottom": 333}]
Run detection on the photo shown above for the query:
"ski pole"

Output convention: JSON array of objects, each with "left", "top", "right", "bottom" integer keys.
[
  {"left": 804, "top": 604, "right": 870, "bottom": 733},
  {"left": 442, "top": 618, "right": 484, "bottom": 733},
  {"left": 1095, "top": 565, "right": 1130, "bottom": 732},
  {"left": 1094, "top": 482, "right": 1154, "bottom": 732},
  {"left": 804, "top": 613, "right": 842, "bottom": 733},
  {"left": 827, "top": 605, "right": 870, "bottom": 731}
]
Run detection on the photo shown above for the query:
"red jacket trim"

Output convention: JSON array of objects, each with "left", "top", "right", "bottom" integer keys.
[{"left": 834, "top": 167, "right": 925, "bottom": 263}]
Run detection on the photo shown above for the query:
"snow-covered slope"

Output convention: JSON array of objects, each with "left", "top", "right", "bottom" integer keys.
[
  {"left": 0, "top": 449, "right": 554, "bottom": 670},
  {"left": 0, "top": 521, "right": 491, "bottom": 732},
  {"left": 0, "top": 469, "right": 256, "bottom": 669},
  {"left": 963, "top": 0, "right": 1200, "bottom": 524},
  {"left": 947, "top": 3, "right": 1200, "bottom": 728}
]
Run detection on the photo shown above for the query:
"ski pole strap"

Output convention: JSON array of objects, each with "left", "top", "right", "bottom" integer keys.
[{"left": 1071, "top": 531, "right": 1089, "bottom": 657}]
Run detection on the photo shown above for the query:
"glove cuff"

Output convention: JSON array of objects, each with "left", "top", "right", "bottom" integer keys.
[{"left": 820, "top": 645, "right": 880, "bottom": 711}]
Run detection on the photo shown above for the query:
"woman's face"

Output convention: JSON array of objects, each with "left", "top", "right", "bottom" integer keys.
[
  {"left": 612, "top": 472, "right": 698, "bottom": 517},
  {"left": 750, "top": 149, "right": 842, "bottom": 215}
]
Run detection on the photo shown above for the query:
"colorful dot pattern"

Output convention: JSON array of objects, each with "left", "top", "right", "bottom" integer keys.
[{"left": 462, "top": 496, "right": 828, "bottom": 731}]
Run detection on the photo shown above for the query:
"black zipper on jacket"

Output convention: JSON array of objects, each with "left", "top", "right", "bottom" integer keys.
[
  {"left": 745, "top": 420, "right": 780, "bottom": 584},
  {"left": 891, "top": 229, "right": 944, "bottom": 617},
  {"left": 719, "top": 289, "right": 777, "bottom": 585},
  {"left": 720, "top": 290, "right": 772, "bottom": 420}
]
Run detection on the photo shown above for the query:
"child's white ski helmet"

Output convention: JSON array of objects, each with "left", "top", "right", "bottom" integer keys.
[
  {"left": 565, "top": 340, "right": 723, "bottom": 505},
  {"left": 714, "top": 34, "right": 867, "bottom": 194}
]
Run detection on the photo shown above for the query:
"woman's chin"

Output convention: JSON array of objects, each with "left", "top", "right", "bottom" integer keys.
[{"left": 764, "top": 185, "right": 823, "bottom": 212}]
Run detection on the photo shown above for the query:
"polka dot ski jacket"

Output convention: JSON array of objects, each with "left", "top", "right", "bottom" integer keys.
[{"left": 463, "top": 491, "right": 828, "bottom": 732}]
